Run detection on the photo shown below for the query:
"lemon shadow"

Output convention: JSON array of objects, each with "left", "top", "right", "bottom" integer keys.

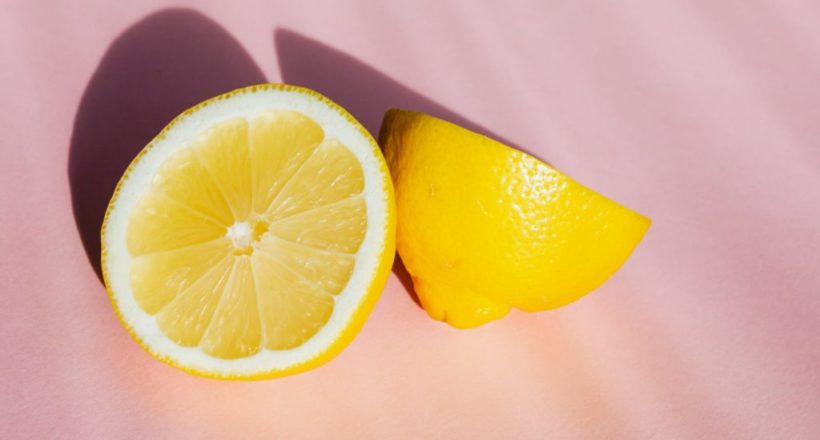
[
  {"left": 68, "top": 8, "right": 266, "bottom": 281},
  {"left": 273, "top": 29, "right": 534, "bottom": 154}
]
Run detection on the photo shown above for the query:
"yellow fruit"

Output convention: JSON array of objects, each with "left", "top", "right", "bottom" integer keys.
[
  {"left": 102, "top": 84, "right": 395, "bottom": 379},
  {"left": 380, "top": 109, "right": 650, "bottom": 329}
]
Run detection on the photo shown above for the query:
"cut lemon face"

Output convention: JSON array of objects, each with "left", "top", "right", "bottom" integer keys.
[{"left": 102, "top": 84, "right": 395, "bottom": 379}]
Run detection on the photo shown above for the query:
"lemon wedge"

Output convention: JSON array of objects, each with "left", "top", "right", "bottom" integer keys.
[{"left": 380, "top": 109, "right": 649, "bottom": 328}]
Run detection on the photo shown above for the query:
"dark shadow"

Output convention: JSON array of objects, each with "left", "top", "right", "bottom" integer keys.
[
  {"left": 392, "top": 256, "right": 420, "bottom": 308},
  {"left": 274, "top": 28, "right": 531, "bottom": 155},
  {"left": 68, "top": 8, "right": 266, "bottom": 280},
  {"left": 276, "top": 29, "right": 542, "bottom": 308}
]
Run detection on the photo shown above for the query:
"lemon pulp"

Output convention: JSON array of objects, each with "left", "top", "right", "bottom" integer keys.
[{"left": 127, "top": 111, "right": 366, "bottom": 359}]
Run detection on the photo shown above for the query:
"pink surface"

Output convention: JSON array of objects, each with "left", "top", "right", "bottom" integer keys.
[{"left": 2, "top": 1, "right": 819, "bottom": 438}]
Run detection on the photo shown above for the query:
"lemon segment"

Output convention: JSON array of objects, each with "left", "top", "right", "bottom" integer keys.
[
  {"left": 156, "top": 256, "right": 235, "bottom": 347},
  {"left": 267, "top": 197, "right": 367, "bottom": 254},
  {"left": 249, "top": 111, "right": 324, "bottom": 213},
  {"left": 129, "top": 238, "right": 232, "bottom": 314},
  {"left": 251, "top": 250, "right": 335, "bottom": 349},
  {"left": 192, "top": 119, "right": 254, "bottom": 221}
]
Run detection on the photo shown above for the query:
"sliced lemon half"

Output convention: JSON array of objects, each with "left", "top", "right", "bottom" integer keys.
[{"left": 102, "top": 84, "right": 395, "bottom": 379}]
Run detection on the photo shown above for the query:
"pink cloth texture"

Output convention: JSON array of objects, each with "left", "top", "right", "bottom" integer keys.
[{"left": 1, "top": 1, "right": 819, "bottom": 438}]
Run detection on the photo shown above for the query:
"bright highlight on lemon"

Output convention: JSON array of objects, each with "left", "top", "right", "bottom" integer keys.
[
  {"left": 102, "top": 84, "right": 395, "bottom": 379},
  {"left": 380, "top": 109, "right": 650, "bottom": 329}
]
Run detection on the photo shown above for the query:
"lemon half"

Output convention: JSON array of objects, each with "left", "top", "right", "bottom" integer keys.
[
  {"left": 381, "top": 109, "right": 649, "bottom": 329},
  {"left": 102, "top": 84, "right": 395, "bottom": 379}
]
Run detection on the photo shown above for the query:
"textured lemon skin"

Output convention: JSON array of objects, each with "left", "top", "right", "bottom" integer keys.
[
  {"left": 101, "top": 84, "right": 396, "bottom": 380},
  {"left": 380, "top": 109, "right": 649, "bottom": 329}
]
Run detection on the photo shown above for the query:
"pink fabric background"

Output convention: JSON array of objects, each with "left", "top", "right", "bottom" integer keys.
[{"left": 2, "top": 1, "right": 819, "bottom": 438}]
